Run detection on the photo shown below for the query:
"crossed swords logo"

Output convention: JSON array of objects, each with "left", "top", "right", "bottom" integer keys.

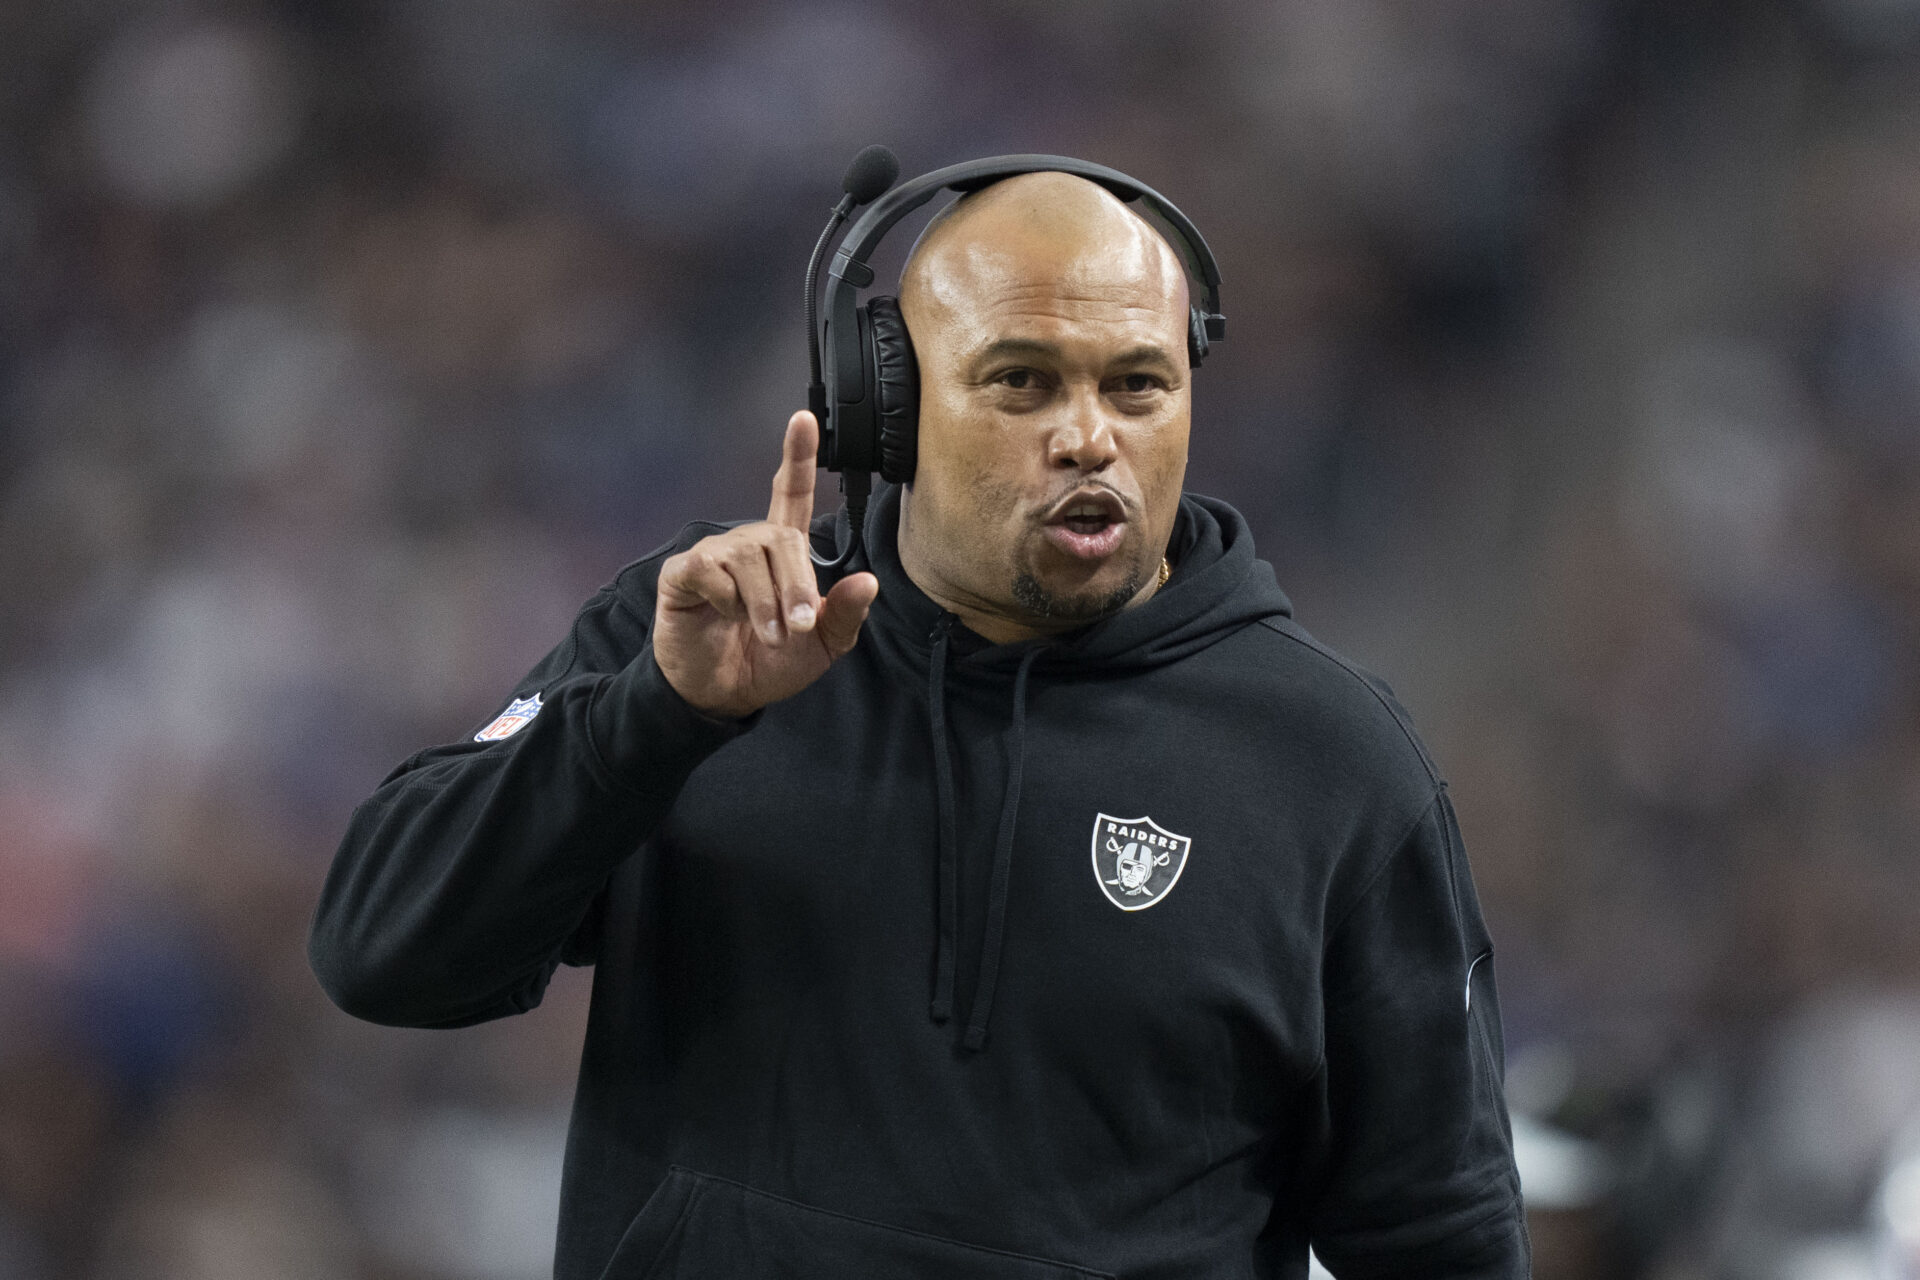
[{"left": 1103, "top": 835, "right": 1171, "bottom": 896}]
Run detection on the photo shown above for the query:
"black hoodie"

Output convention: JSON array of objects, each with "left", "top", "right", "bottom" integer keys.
[{"left": 310, "top": 485, "right": 1528, "bottom": 1279}]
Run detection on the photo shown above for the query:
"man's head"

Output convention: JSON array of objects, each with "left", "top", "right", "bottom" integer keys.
[{"left": 894, "top": 171, "right": 1193, "bottom": 643}]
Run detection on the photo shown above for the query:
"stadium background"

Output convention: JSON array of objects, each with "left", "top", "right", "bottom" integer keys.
[{"left": 3, "top": 1, "right": 1920, "bottom": 1276}]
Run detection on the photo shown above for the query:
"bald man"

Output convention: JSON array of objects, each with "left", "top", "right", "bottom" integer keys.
[{"left": 312, "top": 172, "right": 1529, "bottom": 1279}]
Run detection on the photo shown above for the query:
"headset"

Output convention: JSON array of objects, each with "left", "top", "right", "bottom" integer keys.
[{"left": 801, "top": 146, "right": 1226, "bottom": 569}]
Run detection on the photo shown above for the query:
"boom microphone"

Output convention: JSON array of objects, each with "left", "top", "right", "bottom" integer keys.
[
  {"left": 807, "top": 145, "right": 899, "bottom": 406},
  {"left": 841, "top": 144, "right": 900, "bottom": 207}
]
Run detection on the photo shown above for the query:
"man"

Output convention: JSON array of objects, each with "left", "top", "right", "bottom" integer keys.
[{"left": 310, "top": 172, "right": 1529, "bottom": 1278}]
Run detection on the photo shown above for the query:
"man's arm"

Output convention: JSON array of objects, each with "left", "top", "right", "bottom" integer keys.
[
  {"left": 306, "top": 571, "right": 752, "bottom": 1028},
  {"left": 1305, "top": 785, "right": 1531, "bottom": 1279},
  {"left": 307, "top": 411, "right": 877, "bottom": 1029}
]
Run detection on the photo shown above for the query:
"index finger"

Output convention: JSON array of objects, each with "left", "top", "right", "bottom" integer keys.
[{"left": 767, "top": 410, "right": 819, "bottom": 530}]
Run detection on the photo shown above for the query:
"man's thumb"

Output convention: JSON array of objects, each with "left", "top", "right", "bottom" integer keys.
[{"left": 816, "top": 572, "right": 879, "bottom": 659}]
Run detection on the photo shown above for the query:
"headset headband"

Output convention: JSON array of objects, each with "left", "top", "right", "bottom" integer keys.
[{"left": 822, "top": 154, "right": 1225, "bottom": 335}]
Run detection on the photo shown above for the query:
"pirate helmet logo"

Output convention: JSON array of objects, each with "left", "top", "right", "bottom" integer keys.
[{"left": 1091, "top": 814, "right": 1192, "bottom": 911}]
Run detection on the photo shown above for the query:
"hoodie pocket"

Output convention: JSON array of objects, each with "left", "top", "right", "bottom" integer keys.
[{"left": 598, "top": 1165, "right": 1115, "bottom": 1280}]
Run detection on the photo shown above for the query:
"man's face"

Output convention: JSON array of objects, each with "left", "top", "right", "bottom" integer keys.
[{"left": 896, "top": 174, "right": 1192, "bottom": 639}]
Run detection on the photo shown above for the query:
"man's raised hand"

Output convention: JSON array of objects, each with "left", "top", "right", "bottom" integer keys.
[{"left": 653, "top": 411, "right": 880, "bottom": 719}]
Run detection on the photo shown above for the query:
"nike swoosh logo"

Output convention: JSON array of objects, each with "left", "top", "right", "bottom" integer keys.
[{"left": 1465, "top": 950, "right": 1491, "bottom": 1012}]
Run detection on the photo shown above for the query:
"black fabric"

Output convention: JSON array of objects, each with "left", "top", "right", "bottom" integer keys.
[
  {"left": 601, "top": 1166, "right": 1116, "bottom": 1279},
  {"left": 927, "top": 615, "right": 960, "bottom": 1025},
  {"left": 962, "top": 642, "right": 1042, "bottom": 1051},
  {"left": 309, "top": 486, "right": 1530, "bottom": 1279},
  {"left": 867, "top": 295, "right": 919, "bottom": 483}
]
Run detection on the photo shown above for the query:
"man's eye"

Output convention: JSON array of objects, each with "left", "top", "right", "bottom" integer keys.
[
  {"left": 1121, "top": 373, "right": 1162, "bottom": 393},
  {"left": 999, "top": 369, "right": 1035, "bottom": 389}
]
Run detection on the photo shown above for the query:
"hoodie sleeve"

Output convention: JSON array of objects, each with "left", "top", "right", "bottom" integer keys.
[
  {"left": 1305, "top": 785, "right": 1530, "bottom": 1279},
  {"left": 307, "top": 551, "right": 757, "bottom": 1029}
]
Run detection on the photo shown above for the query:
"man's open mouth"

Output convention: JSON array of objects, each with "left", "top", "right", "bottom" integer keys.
[{"left": 1042, "top": 489, "right": 1129, "bottom": 560}]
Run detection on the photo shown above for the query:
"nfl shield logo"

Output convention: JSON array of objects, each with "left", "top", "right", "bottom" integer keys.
[
  {"left": 475, "top": 693, "right": 542, "bottom": 742},
  {"left": 1092, "top": 814, "right": 1192, "bottom": 911}
]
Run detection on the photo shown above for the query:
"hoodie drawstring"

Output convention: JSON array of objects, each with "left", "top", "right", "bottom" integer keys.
[
  {"left": 927, "top": 618, "right": 959, "bottom": 1025},
  {"left": 964, "top": 645, "right": 1041, "bottom": 1051},
  {"left": 925, "top": 619, "right": 1043, "bottom": 1052}
]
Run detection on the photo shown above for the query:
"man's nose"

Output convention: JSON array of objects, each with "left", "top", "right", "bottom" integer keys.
[{"left": 1046, "top": 389, "right": 1119, "bottom": 472}]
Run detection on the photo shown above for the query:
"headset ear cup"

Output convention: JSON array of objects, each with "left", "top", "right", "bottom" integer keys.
[
  {"left": 867, "top": 296, "right": 919, "bottom": 484},
  {"left": 1187, "top": 307, "right": 1209, "bottom": 368}
]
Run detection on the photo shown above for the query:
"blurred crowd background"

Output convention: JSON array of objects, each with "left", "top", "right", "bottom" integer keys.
[{"left": 3, "top": 0, "right": 1919, "bottom": 1276}]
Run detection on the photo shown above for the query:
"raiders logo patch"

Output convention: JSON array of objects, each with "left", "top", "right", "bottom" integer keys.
[{"left": 1092, "top": 814, "right": 1191, "bottom": 911}]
